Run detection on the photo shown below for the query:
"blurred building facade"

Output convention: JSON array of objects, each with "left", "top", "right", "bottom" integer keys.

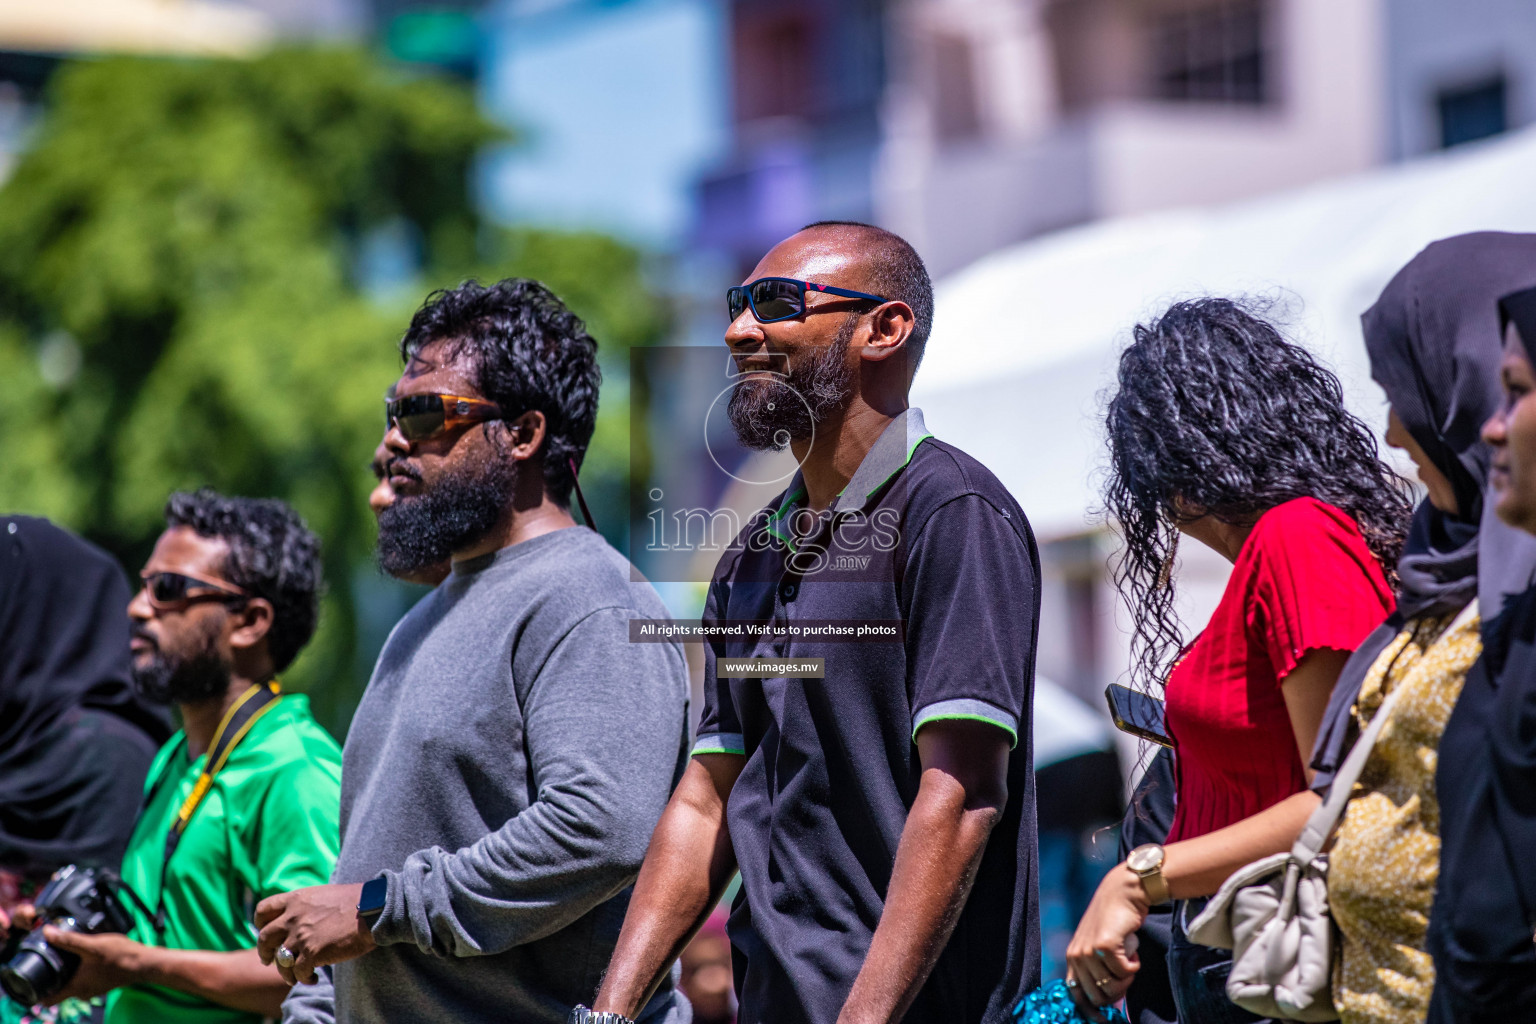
[
  {"left": 1385, "top": 0, "right": 1536, "bottom": 158},
  {"left": 879, "top": 0, "right": 1384, "bottom": 277},
  {"left": 693, "top": 0, "right": 1536, "bottom": 279},
  {"left": 693, "top": 0, "right": 887, "bottom": 273}
]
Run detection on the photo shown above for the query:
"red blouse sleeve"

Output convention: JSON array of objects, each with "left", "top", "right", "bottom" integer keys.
[{"left": 1241, "top": 498, "right": 1395, "bottom": 682}]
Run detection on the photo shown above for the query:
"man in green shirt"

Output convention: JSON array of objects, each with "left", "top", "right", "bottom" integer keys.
[{"left": 22, "top": 490, "right": 341, "bottom": 1024}]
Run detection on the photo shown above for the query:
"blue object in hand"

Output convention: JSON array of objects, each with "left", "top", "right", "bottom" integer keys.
[{"left": 1012, "top": 979, "right": 1129, "bottom": 1024}]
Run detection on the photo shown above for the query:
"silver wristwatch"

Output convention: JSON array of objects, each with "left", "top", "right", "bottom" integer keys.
[{"left": 568, "top": 1006, "right": 635, "bottom": 1024}]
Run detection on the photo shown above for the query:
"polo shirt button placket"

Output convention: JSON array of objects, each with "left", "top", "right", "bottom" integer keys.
[{"left": 774, "top": 578, "right": 796, "bottom": 657}]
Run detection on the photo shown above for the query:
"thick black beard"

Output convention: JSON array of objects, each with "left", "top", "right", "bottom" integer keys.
[
  {"left": 131, "top": 620, "right": 232, "bottom": 705},
  {"left": 376, "top": 454, "right": 516, "bottom": 578},
  {"left": 728, "top": 318, "right": 856, "bottom": 451}
]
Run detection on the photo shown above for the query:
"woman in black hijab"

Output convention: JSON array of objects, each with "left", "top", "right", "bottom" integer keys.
[
  {"left": 1312, "top": 231, "right": 1536, "bottom": 787},
  {"left": 1294, "top": 232, "right": 1536, "bottom": 1023},
  {"left": 1428, "top": 283, "right": 1536, "bottom": 1022},
  {"left": 0, "top": 517, "right": 170, "bottom": 903}
]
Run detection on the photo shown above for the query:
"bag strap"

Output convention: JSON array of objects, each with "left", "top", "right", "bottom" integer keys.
[{"left": 1290, "top": 599, "right": 1477, "bottom": 862}]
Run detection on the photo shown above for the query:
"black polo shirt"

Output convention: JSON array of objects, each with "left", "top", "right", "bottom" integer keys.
[{"left": 693, "top": 408, "right": 1042, "bottom": 1024}]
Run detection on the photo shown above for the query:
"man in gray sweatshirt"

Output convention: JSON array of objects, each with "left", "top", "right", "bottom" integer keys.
[{"left": 254, "top": 279, "right": 692, "bottom": 1024}]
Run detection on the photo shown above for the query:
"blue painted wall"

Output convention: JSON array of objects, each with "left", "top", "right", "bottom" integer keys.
[{"left": 479, "top": 0, "right": 729, "bottom": 247}]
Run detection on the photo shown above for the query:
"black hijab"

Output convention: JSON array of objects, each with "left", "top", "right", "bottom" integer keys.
[
  {"left": 1418, "top": 284, "right": 1536, "bottom": 1020},
  {"left": 1485, "top": 284, "right": 1536, "bottom": 918},
  {"left": 1500, "top": 283, "right": 1536, "bottom": 359},
  {"left": 1311, "top": 232, "right": 1536, "bottom": 785},
  {"left": 1361, "top": 233, "right": 1532, "bottom": 523},
  {"left": 0, "top": 516, "right": 171, "bottom": 873}
]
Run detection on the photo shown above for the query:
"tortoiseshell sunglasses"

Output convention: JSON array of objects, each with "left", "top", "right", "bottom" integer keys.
[{"left": 385, "top": 392, "right": 504, "bottom": 442}]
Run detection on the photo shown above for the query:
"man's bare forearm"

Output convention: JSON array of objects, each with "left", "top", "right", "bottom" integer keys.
[
  {"left": 593, "top": 754, "right": 744, "bottom": 1018},
  {"left": 837, "top": 765, "right": 1001, "bottom": 1024},
  {"left": 136, "top": 945, "right": 290, "bottom": 1017}
]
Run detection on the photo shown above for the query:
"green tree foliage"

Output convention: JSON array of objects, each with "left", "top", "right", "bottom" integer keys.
[{"left": 0, "top": 49, "right": 666, "bottom": 733}]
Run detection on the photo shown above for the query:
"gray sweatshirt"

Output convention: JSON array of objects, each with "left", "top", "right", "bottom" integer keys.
[{"left": 282, "top": 528, "right": 692, "bottom": 1024}]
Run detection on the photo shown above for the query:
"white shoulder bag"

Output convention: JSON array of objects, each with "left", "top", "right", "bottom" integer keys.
[{"left": 1186, "top": 600, "right": 1476, "bottom": 1022}]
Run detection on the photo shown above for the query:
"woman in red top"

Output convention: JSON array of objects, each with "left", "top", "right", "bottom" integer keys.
[{"left": 1066, "top": 299, "right": 1410, "bottom": 1021}]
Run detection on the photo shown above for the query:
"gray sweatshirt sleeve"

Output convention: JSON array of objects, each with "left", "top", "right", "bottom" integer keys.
[
  {"left": 370, "top": 605, "right": 687, "bottom": 957},
  {"left": 280, "top": 965, "right": 335, "bottom": 1024}
]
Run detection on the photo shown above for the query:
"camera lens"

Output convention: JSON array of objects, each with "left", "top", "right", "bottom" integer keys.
[
  {"left": 0, "top": 935, "right": 71, "bottom": 1007},
  {"left": 1, "top": 949, "right": 57, "bottom": 1006}
]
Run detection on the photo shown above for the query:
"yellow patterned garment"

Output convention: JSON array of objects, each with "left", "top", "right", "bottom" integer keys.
[{"left": 1328, "top": 602, "right": 1482, "bottom": 1024}]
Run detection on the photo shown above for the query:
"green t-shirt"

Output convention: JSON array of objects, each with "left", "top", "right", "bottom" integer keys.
[{"left": 105, "top": 694, "right": 341, "bottom": 1024}]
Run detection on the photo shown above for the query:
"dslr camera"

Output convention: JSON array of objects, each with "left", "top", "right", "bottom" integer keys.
[{"left": 1, "top": 865, "right": 134, "bottom": 1006}]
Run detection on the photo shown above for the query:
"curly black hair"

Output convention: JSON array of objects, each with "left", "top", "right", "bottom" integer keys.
[
  {"left": 1104, "top": 298, "right": 1412, "bottom": 696},
  {"left": 400, "top": 278, "right": 601, "bottom": 504},
  {"left": 165, "top": 488, "right": 324, "bottom": 673}
]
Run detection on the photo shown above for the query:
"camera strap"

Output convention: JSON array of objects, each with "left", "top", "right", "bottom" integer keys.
[{"left": 151, "top": 680, "right": 283, "bottom": 936}]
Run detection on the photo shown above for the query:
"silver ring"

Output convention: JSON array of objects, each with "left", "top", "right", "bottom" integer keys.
[
  {"left": 276, "top": 946, "right": 297, "bottom": 969},
  {"left": 1065, "top": 977, "right": 1079, "bottom": 989}
]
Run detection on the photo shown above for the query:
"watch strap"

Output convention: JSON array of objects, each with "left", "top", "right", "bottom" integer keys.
[
  {"left": 568, "top": 1007, "right": 635, "bottom": 1024},
  {"left": 1137, "top": 864, "right": 1171, "bottom": 906},
  {"left": 357, "top": 875, "right": 388, "bottom": 918}
]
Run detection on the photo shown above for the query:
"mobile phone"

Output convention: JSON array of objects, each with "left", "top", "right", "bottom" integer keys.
[{"left": 1105, "top": 684, "right": 1173, "bottom": 747}]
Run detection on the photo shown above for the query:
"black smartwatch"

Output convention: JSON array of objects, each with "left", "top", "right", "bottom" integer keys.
[{"left": 356, "top": 875, "right": 388, "bottom": 919}]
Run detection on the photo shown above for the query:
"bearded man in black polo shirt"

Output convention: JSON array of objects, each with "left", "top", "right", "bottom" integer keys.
[{"left": 579, "top": 222, "right": 1042, "bottom": 1024}]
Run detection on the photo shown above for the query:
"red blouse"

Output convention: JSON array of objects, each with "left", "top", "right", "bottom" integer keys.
[{"left": 1163, "top": 497, "right": 1394, "bottom": 843}]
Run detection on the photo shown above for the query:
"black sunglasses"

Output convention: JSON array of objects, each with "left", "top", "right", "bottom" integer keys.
[
  {"left": 385, "top": 393, "right": 504, "bottom": 442},
  {"left": 140, "top": 571, "right": 248, "bottom": 610},
  {"left": 727, "top": 277, "right": 889, "bottom": 324}
]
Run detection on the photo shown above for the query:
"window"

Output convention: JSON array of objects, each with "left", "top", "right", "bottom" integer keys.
[
  {"left": 1153, "top": 0, "right": 1269, "bottom": 105},
  {"left": 734, "top": 10, "right": 816, "bottom": 122},
  {"left": 1439, "top": 76, "right": 1507, "bottom": 149}
]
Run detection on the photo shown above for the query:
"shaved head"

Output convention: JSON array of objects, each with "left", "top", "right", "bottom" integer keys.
[{"left": 798, "top": 220, "right": 934, "bottom": 374}]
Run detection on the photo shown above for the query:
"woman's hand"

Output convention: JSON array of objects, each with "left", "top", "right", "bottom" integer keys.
[
  {"left": 7, "top": 903, "right": 37, "bottom": 930},
  {"left": 1065, "top": 864, "right": 1149, "bottom": 1007}
]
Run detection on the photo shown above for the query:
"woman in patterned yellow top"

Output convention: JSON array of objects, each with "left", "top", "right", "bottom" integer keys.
[{"left": 1309, "top": 233, "right": 1536, "bottom": 1024}]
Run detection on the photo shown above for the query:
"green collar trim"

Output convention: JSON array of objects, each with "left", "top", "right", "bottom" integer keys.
[
  {"left": 765, "top": 483, "right": 807, "bottom": 546},
  {"left": 832, "top": 407, "right": 932, "bottom": 514},
  {"left": 761, "top": 408, "right": 932, "bottom": 547}
]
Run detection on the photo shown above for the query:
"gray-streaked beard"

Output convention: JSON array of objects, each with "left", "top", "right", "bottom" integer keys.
[
  {"left": 376, "top": 455, "right": 517, "bottom": 578},
  {"left": 728, "top": 317, "right": 856, "bottom": 451}
]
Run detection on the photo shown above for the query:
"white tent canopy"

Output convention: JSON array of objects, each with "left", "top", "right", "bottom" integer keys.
[{"left": 913, "top": 125, "right": 1536, "bottom": 541}]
